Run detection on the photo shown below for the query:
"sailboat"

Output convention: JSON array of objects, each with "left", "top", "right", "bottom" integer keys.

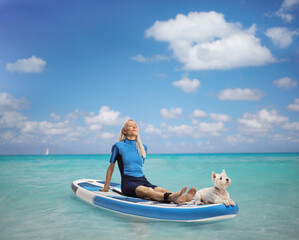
[{"left": 45, "top": 148, "right": 49, "bottom": 155}]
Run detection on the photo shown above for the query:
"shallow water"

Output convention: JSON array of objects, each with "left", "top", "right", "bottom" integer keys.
[{"left": 0, "top": 153, "right": 298, "bottom": 240}]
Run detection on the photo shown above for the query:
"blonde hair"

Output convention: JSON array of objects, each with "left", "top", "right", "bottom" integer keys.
[{"left": 118, "top": 119, "right": 146, "bottom": 158}]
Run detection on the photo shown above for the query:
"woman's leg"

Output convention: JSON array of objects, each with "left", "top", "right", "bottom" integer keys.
[
  {"left": 153, "top": 186, "right": 170, "bottom": 193},
  {"left": 135, "top": 186, "right": 187, "bottom": 203},
  {"left": 153, "top": 186, "right": 197, "bottom": 203}
]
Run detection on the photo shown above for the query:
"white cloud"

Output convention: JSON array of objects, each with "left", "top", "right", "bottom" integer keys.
[
  {"left": 287, "top": 98, "right": 299, "bottom": 111},
  {"left": 197, "top": 122, "right": 226, "bottom": 137},
  {"left": 4, "top": 104, "right": 127, "bottom": 143},
  {"left": 88, "top": 124, "right": 102, "bottom": 131},
  {"left": 20, "top": 119, "right": 89, "bottom": 142},
  {"left": 0, "top": 111, "right": 27, "bottom": 129},
  {"left": 191, "top": 109, "right": 207, "bottom": 118},
  {"left": 281, "top": 0, "right": 299, "bottom": 10},
  {"left": 224, "top": 135, "right": 242, "bottom": 145},
  {"left": 210, "top": 113, "right": 232, "bottom": 122},
  {"left": 269, "top": 134, "right": 299, "bottom": 143},
  {"left": 283, "top": 121, "right": 299, "bottom": 130},
  {"left": 62, "top": 126, "right": 88, "bottom": 141},
  {"left": 192, "top": 119, "right": 199, "bottom": 125},
  {"left": 143, "top": 121, "right": 226, "bottom": 139},
  {"left": 131, "top": 54, "right": 147, "bottom": 62},
  {"left": 145, "top": 11, "right": 276, "bottom": 70},
  {"left": 41, "top": 121, "right": 74, "bottom": 135},
  {"left": 50, "top": 113, "right": 61, "bottom": 121},
  {"left": 143, "top": 124, "right": 163, "bottom": 136},
  {"left": 0, "top": 92, "right": 29, "bottom": 111},
  {"left": 155, "top": 72, "right": 168, "bottom": 78},
  {"left": 269, "top": 134, "right": 291, "bottom": 142},
  {"left": 160, "top": 107, "right": 182, "bottom": 119},
  {"left": 168, "top": 122, "right": 226, "bottom": 138},
  {"left": 167, "top": 124, "right": 194, "bottom": 137},
  {"left": 223, "top": 134, "right": 258, "bottom": 144},
  {"left": 237, "top": 109, "right": 289, "bottom": 136},
  {"left": 191, "top": 110, "right": 231, "bottom": 122},
  {"left": 218, "top": 88, "right": 264, "bottom": 101},
  {"left": 160, "top": 122, "right": 168, "bottom": 128},
  {"left": 100, "top": 132, "right": 115, "bottom": 139},
  {"left": 1, "top": 131, "right": 15, "bottom": 142},
  {"left": 0, "top": 93, "right": 128, "bottom": 145},
  {"left": 172, "top": 77, "right": 200, "bottom": 93},
  {"left": 84, "top": 106, "right": 128, "bottom": 130},
  {"left": 0, "top": 93, "right": 29, "bottom": 130},
  {"left": 275, "top": 0, "right": 299, "bottom": 22},
  {"left": 273, "top": 77, "right": 298, "bottom": 89},
  {"left": 2, "top": 91, "right": 298, "bottom": 152},
  {"left": 266, "top": 27, "right": 299, "bottom": 48},
  {"left": 252, "top": 109, "right": 288, "bottom": 123},
  {"left": 6, "top": 55, "right": 46, "bottom": 73},
  {"left": 65, "top": 109, "right": 87, "bottom": 120},
  {"left": 131, "top": 54, "right": 169, "bottom": 63},
  {"left": 22, "top": 120, "right": 72, "bottom": 135},
  {"left": 224, "top": 134, "right": 245, "bottom": 144}
]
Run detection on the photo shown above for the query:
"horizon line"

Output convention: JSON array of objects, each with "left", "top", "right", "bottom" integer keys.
[{"left": 1, "top": 151, "right": 299, "bottom": 157}]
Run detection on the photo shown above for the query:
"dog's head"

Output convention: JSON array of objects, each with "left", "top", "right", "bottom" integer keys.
[{"left": 212, "top": 170, "right": 231, "bottom": 189}]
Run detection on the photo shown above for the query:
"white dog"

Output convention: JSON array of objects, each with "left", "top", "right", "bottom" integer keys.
[{"left": 191, "top": 170, "right": 236, "bottom": 206}]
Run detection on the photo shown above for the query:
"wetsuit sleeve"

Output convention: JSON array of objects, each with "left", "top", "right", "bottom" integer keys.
[{"left": 109, "top": 144, "right": 119, "bottom": 164}]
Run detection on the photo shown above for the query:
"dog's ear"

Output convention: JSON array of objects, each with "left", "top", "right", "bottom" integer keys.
[
  {"left": 222, "top": 169, "right": 226, "bottom": 175},
  {"left": 212, "top": 171, "right": 216, "bottom": 180}
]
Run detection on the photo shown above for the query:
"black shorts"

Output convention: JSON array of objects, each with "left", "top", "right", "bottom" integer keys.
[{"left": 121, "top": 175, "right": 158, "bottom": 198}]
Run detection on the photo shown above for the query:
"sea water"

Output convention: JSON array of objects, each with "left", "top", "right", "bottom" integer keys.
[{"left": 0, "top": 153, "right": 298, "bottom": 240}]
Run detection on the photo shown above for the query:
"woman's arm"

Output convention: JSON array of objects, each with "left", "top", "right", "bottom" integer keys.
[{"left": 100, "top": 163, "right": 115, "bottom": 192}]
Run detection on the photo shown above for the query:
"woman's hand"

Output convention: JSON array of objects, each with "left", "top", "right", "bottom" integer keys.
[{"left": 100, "top": 187, "right": 109, "bottom": 192}]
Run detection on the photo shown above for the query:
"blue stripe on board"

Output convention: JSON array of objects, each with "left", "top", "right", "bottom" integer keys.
[
  {"left": 78, "top": 182, "right": 101, "bottom": 191},
  {"left": 97, "top": 181, "right": 120, "bottom": 187},
  {"left": 93, "top": 195, "right": 239, "bottom": 221},
  {"left": 109, "top": 196, "right": 152, "bottom": 203}
]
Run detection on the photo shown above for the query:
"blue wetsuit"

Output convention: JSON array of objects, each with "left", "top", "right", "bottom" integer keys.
[{"left": 109, "top": 138, "right": 157, "bottom": 197}]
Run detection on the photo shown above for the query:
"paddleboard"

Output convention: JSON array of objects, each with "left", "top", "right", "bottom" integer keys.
[{"left": 71, "top": 179, "right": 239, "bottom": 222}]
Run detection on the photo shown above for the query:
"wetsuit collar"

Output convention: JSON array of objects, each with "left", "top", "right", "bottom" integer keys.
[{"left": 124, "top": 138, "right": 136, "bottom": 145}]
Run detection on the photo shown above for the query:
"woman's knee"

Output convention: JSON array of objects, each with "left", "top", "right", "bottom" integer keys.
[{"left": 136, "top": 186, "right": 151, "bottom": 197}]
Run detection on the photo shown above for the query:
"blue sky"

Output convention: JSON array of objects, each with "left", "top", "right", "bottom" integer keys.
[{"left": 0, "top": 0, "right": 299, "bottom": 154}]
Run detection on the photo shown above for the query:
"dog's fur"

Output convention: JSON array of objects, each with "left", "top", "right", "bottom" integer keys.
[{"left": 191, "top": 170, "right": 236, "bottom": 206}]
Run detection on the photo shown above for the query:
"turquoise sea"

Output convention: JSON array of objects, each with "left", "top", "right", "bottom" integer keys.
[{"left": 0, "top": 153, "right": 299, "bottom": 240}]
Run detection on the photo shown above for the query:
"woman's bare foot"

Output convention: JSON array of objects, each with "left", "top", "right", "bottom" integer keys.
[
  {"left": 177, "top": 187, "right": 197, "bottom": 203},
  {"left": 169, "top": 186, "right": 187, "bottom": 204}
]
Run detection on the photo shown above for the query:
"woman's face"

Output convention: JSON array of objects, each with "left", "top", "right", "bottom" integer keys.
[{"left": 123, "top": 120, "right": 138, "bottom": 138}]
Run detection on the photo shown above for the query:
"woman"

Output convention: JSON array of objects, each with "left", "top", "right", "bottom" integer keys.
[{"left": 101, "top": 119, "right": 196, "bottom": 203}]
